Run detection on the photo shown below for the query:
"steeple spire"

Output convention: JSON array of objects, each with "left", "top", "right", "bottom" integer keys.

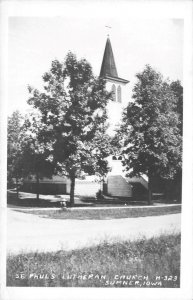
[{"left": 100, "top": 37, "right": 118, "bottom": 78}]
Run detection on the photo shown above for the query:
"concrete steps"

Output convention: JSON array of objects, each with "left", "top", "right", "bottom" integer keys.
[
  {"left": 107, "top": 175, "right": 149, "bottom": 199},
  {"left": 107, "top": 175, "right": 132, "bottom": 197}
]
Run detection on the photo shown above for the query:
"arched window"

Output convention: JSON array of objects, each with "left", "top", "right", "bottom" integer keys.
[
  {"left": 111, "top": 84, "right": 116, "bottom": 101},
  {"left": 118, "top": 156, "right": 122, "bottom": 160},
  {"left": 117, "top": 85, "right": 121, "bottom": 103},
  {"left": 112, "top": 156, "right": 117, "bottom": 160}
]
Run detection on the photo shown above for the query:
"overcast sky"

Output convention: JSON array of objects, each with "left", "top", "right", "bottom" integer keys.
[{"left": 8, "top": 16, "right": 183, "bottom": 115}]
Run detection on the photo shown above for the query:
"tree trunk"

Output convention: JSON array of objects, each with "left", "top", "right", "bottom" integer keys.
[
  {"left": 16, "top": 176, "right": 19, "bottom": 200},
  {"left": 164, "top": 183, "right": 170, "bottom": 203},
  {"left": 148, "top": 172, "right": 153, "bottom": 205},
  {"left": 36, "top": 172, "right": 40, "bottom": 201},
  {"left": 70, "top": 175, "right": 75, "bottom": 207}
]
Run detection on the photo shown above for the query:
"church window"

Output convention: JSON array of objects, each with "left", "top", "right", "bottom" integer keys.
[
  {"left": 111, "top": 84, "right": 116, "bottom": 101},
  {"left": 117, "top": 85, "right": 121, "bottom": 103}
]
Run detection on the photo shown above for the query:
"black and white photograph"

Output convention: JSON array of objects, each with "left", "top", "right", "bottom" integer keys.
[{"left": 0, "top": 1, "right": 192, "bottom": 300}]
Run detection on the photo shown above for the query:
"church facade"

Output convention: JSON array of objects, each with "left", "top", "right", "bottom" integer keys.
[
  {"left": 23, "top": 37, "right": 148, "bottom": 198},
  {"left": 99, "top": 37, "right": 148, "bottom": 198}
]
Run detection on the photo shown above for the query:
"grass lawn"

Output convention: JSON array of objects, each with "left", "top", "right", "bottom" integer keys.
[
  {"left": 7, "top": 233, "right": 181, "bottom": 287},
  {"left": 19, "top": 204, "right": 181, "bottom": 220}
]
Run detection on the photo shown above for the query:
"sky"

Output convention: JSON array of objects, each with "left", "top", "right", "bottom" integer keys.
[{"left": 8, "top": 16, "right": 183, "bottom": 115}]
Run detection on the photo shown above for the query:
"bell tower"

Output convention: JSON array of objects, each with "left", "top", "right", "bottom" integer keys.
[
  {"left": 100, "top": 36, "right": 129, "bottom": 178},
  {"left": 100, "top": 36, "right": 129, "bottom": 135}
]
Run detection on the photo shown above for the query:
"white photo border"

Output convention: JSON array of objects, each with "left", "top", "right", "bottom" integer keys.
[{"left": 0, "top": 1, "right": 193, "bottom": 299}]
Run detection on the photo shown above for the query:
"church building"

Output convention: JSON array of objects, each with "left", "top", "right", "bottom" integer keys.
[
  {"left": 99, "top": 36, "right": 148, "bottom": 198},
  {"left": 23, "top": 36, "right": 148, "bottom": 199}
]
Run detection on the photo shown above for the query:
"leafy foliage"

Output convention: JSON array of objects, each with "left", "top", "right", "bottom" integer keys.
[
  {"left": 118, "top": 65, "right": 182, "bottom": 203},
  {"left": 27, "top": 52, "right": 112, "bottom": 205},
  {"left": 20, "top": 113, "right": 55, "bottom": 199},
  {"left": 7, "top": 110, "right": 55, "bottom": 198},
  {"left": 170, "top": 80, "right": 183, "bottom": 135},
  {"left": 21, "top": 113, "right": 54, "bottom": 178},
  {"left": 7, "top": 111, "right": 24, "bottom": 190}
]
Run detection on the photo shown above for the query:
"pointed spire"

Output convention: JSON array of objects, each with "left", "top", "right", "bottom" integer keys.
[{"left": 100, "top": 37, "right": 118, "bottom": 78}]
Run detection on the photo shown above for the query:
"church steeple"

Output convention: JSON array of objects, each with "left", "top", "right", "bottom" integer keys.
[
  {"left": 100, "top": 37, "right": 129, "bottom": 84},
  {"left": 100, "top": 37, "right": 118, "bottom": 78}
]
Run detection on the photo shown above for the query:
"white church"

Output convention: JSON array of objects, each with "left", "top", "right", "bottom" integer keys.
[
  {"left": 99, "top": 36, "right": 148, "bottom": 198},
  {"left": 23, "top": 36, "right": 148, "bottom": 199}
]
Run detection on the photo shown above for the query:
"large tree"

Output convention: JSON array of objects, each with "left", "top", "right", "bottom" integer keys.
[
  {"left": 118, "top": 65, "right": 182, "bottom": 204},
  {"left": 20, "top": 113, "right": 54, "bottom": 200},
  {"left": 7, "top": 110, "right": 24, "bottom": 198},
  {"left": 7, "top": 111, "right": 54, "bottom": 200},
  {"left": 27, "top": 52, "right": 112, "bottom": 206}
]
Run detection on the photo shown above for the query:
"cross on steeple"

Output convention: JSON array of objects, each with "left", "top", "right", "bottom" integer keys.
[{"left": 105, "top": 25, "right": 112, "bottom": 37}]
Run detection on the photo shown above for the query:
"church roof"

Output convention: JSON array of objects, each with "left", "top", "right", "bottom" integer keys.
[
  {"left": 105, "top": 75, "right": 129, "bottom": 84},
  {"left": 100, "top": 37, "right": 118, "bottom": 78},
  {"left": 100, "top": 37, "right": 129, "bottom": 84}
]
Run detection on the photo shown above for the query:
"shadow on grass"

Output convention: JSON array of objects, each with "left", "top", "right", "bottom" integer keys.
[
  {"left": 7, "top": 190, "right": 95, "bottom": 208},
  {"left": 7, "top": 190, "right": 180, "bottom": 209},
  {"left": 7, "top": 191, "right": 61, "bottom": 208},
  {"left": 7, "top": 191, "right": 148, "bottom": 209}
]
